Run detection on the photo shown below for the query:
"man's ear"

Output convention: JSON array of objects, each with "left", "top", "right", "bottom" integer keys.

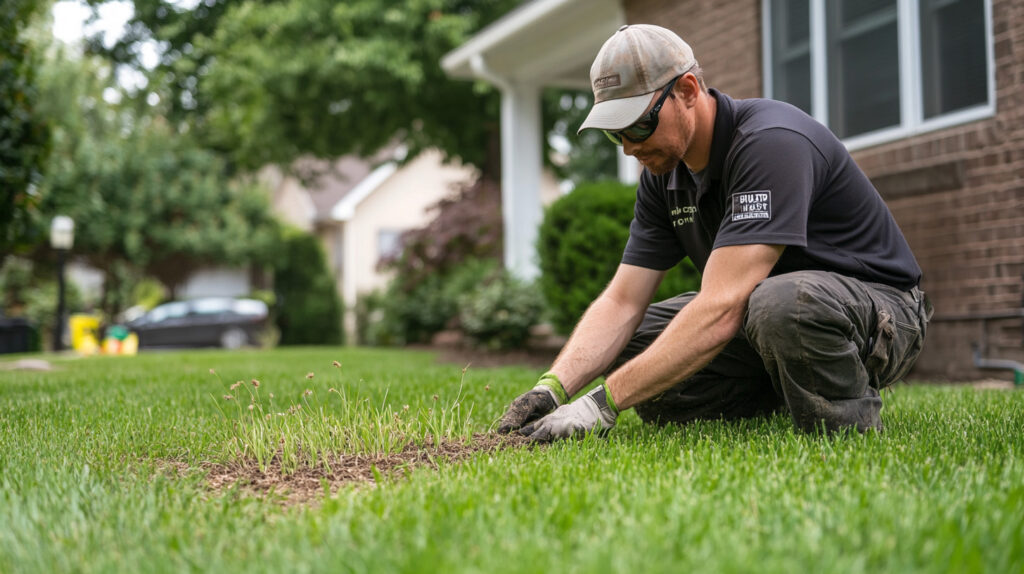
[{"left": 677, "top": 73, "right": 701, "bottom": 107}]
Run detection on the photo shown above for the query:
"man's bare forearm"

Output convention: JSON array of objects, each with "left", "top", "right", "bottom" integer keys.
[
  {"left": 548, "top": 293, "right": 647, "bottom": 397},
  {"left": 606, "top": 292, "right": 741, "bottom": 409},
  {"left": 606, "top": 244, "right": 786, "bottom": 410}
]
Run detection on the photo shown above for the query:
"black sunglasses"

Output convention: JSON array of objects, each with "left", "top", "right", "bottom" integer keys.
[{"left": 603, "top": 75, "right": 680, "bottom": 146}]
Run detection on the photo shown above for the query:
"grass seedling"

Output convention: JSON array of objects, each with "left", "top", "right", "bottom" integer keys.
[{"left": 210, "top": 360, "right": 479, "bottom": 474}]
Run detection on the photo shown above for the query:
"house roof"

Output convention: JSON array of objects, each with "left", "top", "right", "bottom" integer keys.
[
  {"left": 329, "top": 161, "right": 399, "bottom": 222},
  {"left": 440, "top": 0, "right": 623, "bottom": 89},
  {"left": 303, "top": 155, "right": 379, "bottom": 221},
  {"left": 277, "top": 146, "right": 404, "bottom": 224}
]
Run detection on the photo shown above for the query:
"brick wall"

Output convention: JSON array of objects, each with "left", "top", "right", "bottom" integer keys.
[
  {"left": 854, "top": 0, "right": 1024, "bottom": 379},
  {"left": 626, "top": 0, "right": 1024, "bottom": 380},
  {"left": 625, "top": 0, "right": 763, "bottom": 99}
]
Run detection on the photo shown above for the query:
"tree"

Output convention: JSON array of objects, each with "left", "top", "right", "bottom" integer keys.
[
  {"left": 91, "top": 0, "right": 518, "bottom": 180},
  {"left": 32, "top": 50, "right": 281, "bottom": 317},
  {"left": 543, "top": 89, "right": 619, "bottom": 186},
  {"left": 0, "top": 0, "right": 51, "bottom": 257}
]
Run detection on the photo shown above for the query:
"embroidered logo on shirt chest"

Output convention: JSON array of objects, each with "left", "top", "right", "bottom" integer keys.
[
  {"left": 732, "top": 191, "right": 772, "bottom": 222},
  {"left": 670, "top": 205, "right": 698, "bottom": 227}
]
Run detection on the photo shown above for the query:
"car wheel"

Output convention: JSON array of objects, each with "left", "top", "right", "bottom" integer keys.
[{"left": 220, "top": 328, "right": 247, "bottom": 350}]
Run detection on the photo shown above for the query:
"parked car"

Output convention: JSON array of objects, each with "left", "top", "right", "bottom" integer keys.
[{"left": 128, "top": 298, "right": 268, "bottom": 350}]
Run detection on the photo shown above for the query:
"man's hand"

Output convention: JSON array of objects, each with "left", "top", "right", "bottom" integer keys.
[
  {"left": 496, "top": 373, "right": 569, "bottom": 434},
  {"left": 520, "top": 383, "right": 619, "bottom": 442}
]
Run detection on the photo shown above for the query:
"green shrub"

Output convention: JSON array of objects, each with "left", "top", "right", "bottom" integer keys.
[
  {"left": 537, "top": 180, "right": 701, "bottom": 335},
  {"left": 355, "top": 290, "right": 392, "bottom": 347},
  {"left": 131, "top": 278, "right": 166, "bottom": 311},
  {"left": 458, "top": 272, "right": 545, "bottom": 351},
  {"left": 370, "top": 259, "right": 499, "bottom": 345},
  {"left": 273, "top": 229, "right": 343, "bottom": 345}
]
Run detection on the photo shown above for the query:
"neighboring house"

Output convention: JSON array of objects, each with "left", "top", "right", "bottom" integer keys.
[
  {"left": 264, "top": 148, "right": 563, "bottom": 343},
  {"left": 443, "top": 0, "right": 1024, "bottom": 380}
]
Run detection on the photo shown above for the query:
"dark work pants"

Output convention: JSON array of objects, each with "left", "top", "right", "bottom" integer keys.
[{"left": 609, "top": 271, "right": 932, "bottom": 433}]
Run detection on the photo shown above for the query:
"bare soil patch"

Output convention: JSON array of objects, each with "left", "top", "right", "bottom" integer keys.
[{"left": 169, "top": 433, "right": 537, "bottom": 505}]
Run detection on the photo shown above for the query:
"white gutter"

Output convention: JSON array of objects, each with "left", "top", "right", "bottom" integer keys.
[
  {"left": 441, "top": 0, "right": 578, "bottom": 75},
  {"left": 469, "top": 54, "right": 510, "bottom": 91}
]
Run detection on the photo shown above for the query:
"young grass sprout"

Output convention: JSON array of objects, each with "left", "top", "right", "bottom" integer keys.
[{"left": 210, "top": 361, "right": 478, "bottom": 475}]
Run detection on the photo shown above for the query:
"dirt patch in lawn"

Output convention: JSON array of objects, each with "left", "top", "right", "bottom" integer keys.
[{"left": 170, "top": 433, "right": 537, "bottom": 505}]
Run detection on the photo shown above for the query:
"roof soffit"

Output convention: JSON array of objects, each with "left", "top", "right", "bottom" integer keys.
[{"left": 442, "top": 0, "right": 624, "bottom": 89}]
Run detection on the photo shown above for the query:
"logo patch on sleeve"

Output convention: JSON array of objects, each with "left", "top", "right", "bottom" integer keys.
[{"left": 732, "top": 191, "right": 772, "bottom": 222}]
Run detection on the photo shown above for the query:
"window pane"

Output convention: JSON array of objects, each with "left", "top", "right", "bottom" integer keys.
[
  {"left": 377, "top": 229, "right": 403, "bottom": 260},
  {"left": 781, "top": 55, "right": 812, "bottom": 114},
  {"left": 827, "top": 0, "right": 900, "bottom": 138},
  {"left": 770, "top": 0, "right": 812, "bottom": 114},
  {"left": 192, "top": 298, "right": 233, "bottom": 314},
  {"left": 920, "top": 0, "right": 987, "bottom": 118},
  {"left": 841, "top": 0, "right": 895, "bottom": 26}
]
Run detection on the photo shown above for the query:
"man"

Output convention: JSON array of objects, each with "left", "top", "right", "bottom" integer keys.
[{"left": 498, "top": 24, "right": 931, "bottom": 441}]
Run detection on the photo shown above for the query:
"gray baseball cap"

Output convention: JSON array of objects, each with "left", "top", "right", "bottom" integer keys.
[{"left": 578, "top": 24, "right": 697, "bottom": 135}]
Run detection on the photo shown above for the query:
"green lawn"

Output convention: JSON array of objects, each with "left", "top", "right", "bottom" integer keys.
[{"left": 1, "top": 347, "right": 1021, "bottom": 573}]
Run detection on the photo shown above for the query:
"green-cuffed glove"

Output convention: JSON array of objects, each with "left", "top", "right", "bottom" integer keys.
[
  {"left": 496, "top": 372, "right": 569, "bottom": 434},
  {"left": 519, "top": 382, "right": 619, "bottom": 442}
]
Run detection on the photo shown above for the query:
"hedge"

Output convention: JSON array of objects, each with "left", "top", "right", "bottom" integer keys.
[
  {"left": 537, "top": 180, "right": 701, "bottom": 335},
  {"left": 273, "top": 229, "right": 343, "bottom": 345}
]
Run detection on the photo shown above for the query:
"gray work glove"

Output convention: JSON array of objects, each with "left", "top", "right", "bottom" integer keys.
[
  {"left": 496, "top": 372, "right": 569, "bottom": 434},
  {"left": 519, "top": 383, "right": 619, "bottom": 442}
]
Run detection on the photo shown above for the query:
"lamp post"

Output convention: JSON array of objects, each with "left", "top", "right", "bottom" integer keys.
[{"left": 50, "top": 216, "right": 75, "bottom": 352}]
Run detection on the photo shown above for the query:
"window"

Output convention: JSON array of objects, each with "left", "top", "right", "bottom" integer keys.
[
  {"left": 764, "top": 0, "right": 993, "bottom": 147},
  {"left": 919, "top": 0, "right": 988, "bottom": 118},
  {"left": 147, "top": 301, "right": 188, "bottom": 324},
  {"left": 377, "top": 229, "right": 403, "bottom": 260},
  {"left": 827, "top": 0, "right": 901, "bottom": 138},
  {"left": 769, "top": 0, "right": 812, "bottom": 115},
  {"left": 191, "top": 298, "right": 233, "bottom": 315}
]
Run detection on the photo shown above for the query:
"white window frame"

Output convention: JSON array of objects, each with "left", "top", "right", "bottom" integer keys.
[{"left": 762, "top": 0, "right": 996, "bottom": 151}]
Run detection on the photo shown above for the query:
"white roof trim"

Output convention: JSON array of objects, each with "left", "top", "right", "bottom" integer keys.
[
  {"left": 442, "top": 0, "right": 578, "bottom": 73},
  {"left": 330, "top": 162, "right": 398, "bottom": 221},
  {"left": 441, "top": 0, "right": 622, "bottom": 89}
]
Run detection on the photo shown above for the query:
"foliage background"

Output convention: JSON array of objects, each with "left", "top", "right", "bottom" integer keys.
[
  {"left": 273, "top": 228, "right": 343, "bottom": 346},
  {"left": 0, "top": 0, "right": 51, "bottom": 256}
]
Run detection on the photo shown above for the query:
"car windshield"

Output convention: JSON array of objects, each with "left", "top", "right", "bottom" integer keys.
[
  {"left": 191, "top": 298, "right": 234, "bottom": 315},
  {"left": 147, "top": 302, "right": 188, "bottom": 323},
  {"left": 233, "top": 300, "right": 268, "bottom": 316}
]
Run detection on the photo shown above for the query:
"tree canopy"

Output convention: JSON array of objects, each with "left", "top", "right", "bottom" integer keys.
[
  {"left": 0, "top": 0, "right": 51, "bottom": 256},
  {"left": 92, "top": 0, "right": 519, "bottom": 178},
  {"left": 32, "top": 47, "right": 280, "bottom": 314}
]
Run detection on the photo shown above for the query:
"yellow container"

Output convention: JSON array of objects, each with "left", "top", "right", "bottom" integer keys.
[{"left": 69, "top": 314, "right": 102, "bottom": 354}]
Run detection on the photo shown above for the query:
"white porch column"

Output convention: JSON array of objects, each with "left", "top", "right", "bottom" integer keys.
[
  {"left": 341, "top": 222, "right": 358, "bottom": 345},
  {"left": 500, "top": 83, "right": 543, "bottom": 280},
  {"left": 617, "top": 146, "right": 640, "bottom": 185}
]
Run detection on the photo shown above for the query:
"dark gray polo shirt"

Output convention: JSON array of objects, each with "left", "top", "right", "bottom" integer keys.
[{"left": 622, "top": 89, "right": 922, "bottom": 290}]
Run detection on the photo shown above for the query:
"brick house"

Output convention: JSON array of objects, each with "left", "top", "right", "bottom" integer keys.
[{"left": 445, "top": 0, "right": 1023, "bottom": 380}]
